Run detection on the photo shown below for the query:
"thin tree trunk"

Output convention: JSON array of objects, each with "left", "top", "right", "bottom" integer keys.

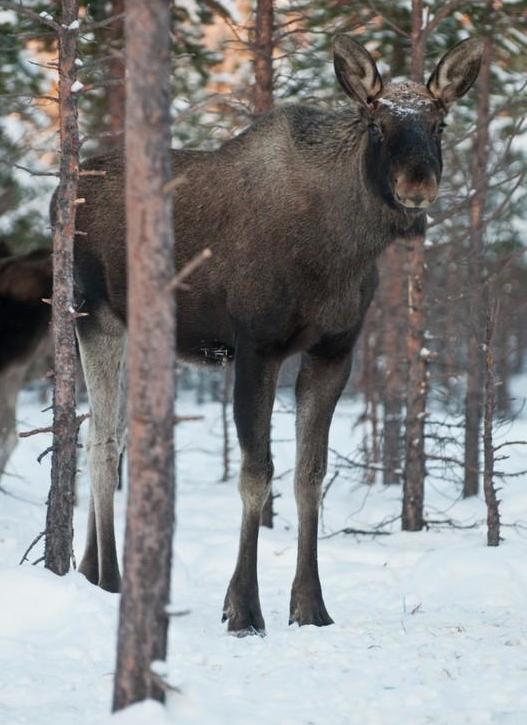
[
  {"left": 45, "top": 0, "right": 80, "bottom": 575},
  {"left": 361, "top": 302, "right": 381, "bottom": 485},
  {"left": 253, "top": 0, "right": 275, "bottom": 528},
  {"left": 253, "top": 0, "right": 274, "bottom": 116},
  {"left": 108, "top": 0, "right": 125, "bottom": 144},
  {"left": 382, "top": 244, "right": 404, "bottom": 485},
  {"left": 483, "top": 299, "right": 500, "bottom": 546},
  {"left": 463, "top": 30, "right": 492, "bottom": 497},
  {"left": 221, "top": 363, "right": 233, "bottom": 482},
  {"left": 113, "top": 0, "right": 176, "bottom": 711},
  {"left": 402, "top": 0, "right": 427, "bottom": 531}
]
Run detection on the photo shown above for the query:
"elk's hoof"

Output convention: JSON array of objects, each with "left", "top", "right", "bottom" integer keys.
[
  {"left": 98, "top": 573, "right": 121, "bottom": 594},
  {"left": 222, "top": 589, "right": 266, "bottom": 636},
  {"left": 289, "top": 594, "right": 334, "bottom": 627},
  {"left": 78, "top": 558, "right": 99, "bottom": 586}
]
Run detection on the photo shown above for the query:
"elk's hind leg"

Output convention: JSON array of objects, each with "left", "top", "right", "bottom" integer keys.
[
  {"left": 290, "top": 348, "right": 352, "bottom": 626},
  {"left": 77, "top": 305, "right": 125, "bottom": 592},
  {"left": 223, "top": 338, "right": 280, "bottom": 635}
]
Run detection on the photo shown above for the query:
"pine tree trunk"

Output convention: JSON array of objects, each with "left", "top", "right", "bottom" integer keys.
[
  {"left": 45, "top": 0, "right": 80, "bottom": 576},
  {"left": 221, "top": 363, "right": 233, "bottom": 482},
  {"left": 382, "top": 244, "right": 405, "bottom": 485},
  {"left": 113, "top": 0, "right": 176, "bottom": 711},
  {"left": 402, "top": 0, "right": 427, "bottom": 532},
  {"left": 108, "top": 0, "right": 125, "bottom": 145},
  {"left": 463, "top": 31, "right": 492, "bottom": 497},
  {"left": 483, "top": 300, "right": 500, "bottom": 546},
  {"left": 253, "top": 0, "right": 275, "bottom": 528},
  {"left": 253, "top": 0, "right": 274, "bottom": 116}
]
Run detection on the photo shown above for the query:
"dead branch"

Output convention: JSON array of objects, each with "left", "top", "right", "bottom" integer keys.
[
  {"left": 320, "top": 527, "right": 391, "bottom": 540},
  {"left": 165, "top": 248, "right": 212, "bottom": 293},
  {"left": 19, "top": 413, "right": 90, "bottom": 438},
  {"left": 19, "top": 530, "right": 45, "bottom": 565}
]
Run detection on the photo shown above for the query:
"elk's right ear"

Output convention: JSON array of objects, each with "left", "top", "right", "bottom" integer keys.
[{"left": 333, "top": 35, "right": 383, "bottom": 108}]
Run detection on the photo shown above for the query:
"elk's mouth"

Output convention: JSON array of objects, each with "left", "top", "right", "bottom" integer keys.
[{"left": 392, "top": 192, "right": 428, "bottom": 214}]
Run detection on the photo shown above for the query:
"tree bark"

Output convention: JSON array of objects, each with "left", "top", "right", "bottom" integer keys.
[
  {"left": 253, "top": 0, "right": 275, "bottom": 528},
  {"left": 45, "top": 0, "right": 80, "bottom": 576},
  {"left": 113, "top": 0, "right": 176, "bottom": 711},
  {"left": 108, "top": 0, "right": 125, "bottom": 145},
  {"left": 253, "top": 0, "right": 274, "bottom": 116},
  {"left": 402, "top": 0, "right": 427, "bottom": 532},
  {"left": 483, "top": 300, "right": 500, "bottom": 546},
  {"left": 463, "top": 30, "right": 492, "bottom": 498},
  {"left": 382, "top": 244, "right": 405, "bottom": 485},
  {"left": 221, "top": 363, "right": 233, "bottom": 482}
]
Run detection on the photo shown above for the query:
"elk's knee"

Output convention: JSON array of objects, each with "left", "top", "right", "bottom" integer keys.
[{"left": 239, "top": 456, "right": 273, "bottom": 511}]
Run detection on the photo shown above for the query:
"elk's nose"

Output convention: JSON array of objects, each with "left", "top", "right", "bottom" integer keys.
[{"left": 393, "top": 172, "right": 437, "bottom": 209}]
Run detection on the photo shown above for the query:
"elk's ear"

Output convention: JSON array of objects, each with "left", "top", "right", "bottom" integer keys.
[
  {"left": 333, "top": 35, "right": 383, "bottom": 107},
  {"left": 427, "top": 37, "right": 484, "bottom": 107}
]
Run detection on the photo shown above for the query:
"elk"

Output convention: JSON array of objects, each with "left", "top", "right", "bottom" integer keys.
[
  {"left": 67, "top": 36, "right": 482, "bottom": 634},
  {"left": 0, "top": 248, "right": 52, "bottom": 479}
]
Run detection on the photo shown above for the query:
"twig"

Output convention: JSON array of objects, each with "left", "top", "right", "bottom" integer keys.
[
  {"left": 165, "top": 248, "right": 212, "bottom": 293},
  {"left": 37, "top": 446, "right": 53, "bottom": 464},
  {"left": 19, "top": 530, "right": 45, "bottom": 565}
]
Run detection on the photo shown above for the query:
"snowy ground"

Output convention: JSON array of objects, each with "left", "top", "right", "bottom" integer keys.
[{"left": 1, "top": 384, "right": 527, "bottom": 725}]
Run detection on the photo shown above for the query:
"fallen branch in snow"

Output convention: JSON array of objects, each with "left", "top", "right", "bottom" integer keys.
[
  {"left": 320, "top": 526, "right": 391, "bottom": 540},
  {"left": 19, "top": 530, "right": 45, "bottom": 565},
  {"left": 173, "top": 415, "right": 204, "bottom": 425},
  {"left": 424, "top": 518, "right": 481, "bottom": 531}
]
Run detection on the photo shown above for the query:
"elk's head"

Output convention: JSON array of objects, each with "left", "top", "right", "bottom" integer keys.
[{"left": 333, "top": 36, "right": 483, "bottom": 212}]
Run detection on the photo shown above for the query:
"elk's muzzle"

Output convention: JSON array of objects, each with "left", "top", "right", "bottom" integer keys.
[{"left": 393, "top": 171, "right": 438, "bottom": 210}]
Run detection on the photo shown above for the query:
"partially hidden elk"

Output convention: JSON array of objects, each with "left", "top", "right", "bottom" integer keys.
[
  {"left": 67, "top": 36, "right": 482, "bottom": 634},
  {"left": 0, "top": 248, "right": 52, "bottom": 478}
]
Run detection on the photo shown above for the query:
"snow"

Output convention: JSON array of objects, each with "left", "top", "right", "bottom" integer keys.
[
  {"left": 71, "top": 80, "right": 85, "bottom": 94},
  {"left": 1, "top": 387, "right": 527, "bottom": 724}
]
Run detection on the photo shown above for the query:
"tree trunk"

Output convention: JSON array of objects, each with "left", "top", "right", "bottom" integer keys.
[
  {"left": 113, "top": 0, "right": 176, "bottom": 711},
  {"left": 253, "top": 0, "right": 276, "bottom": 528},
  {"left": 221, "top": 363, "right": 233, "bottom": 482},
  {"left": 45, "top": 0, "right": 80, "bottom": 576},
  {"left": 382, "top": 244, "right": 405, "bottom": 485},
  {"left": 108, "top": 0, "right": 125, "bottom": 145},
  {"left": 402, "top": 0, "right": 427, "bottom": 532},
  {"left": 483, "top": 299, "right": 500, "bottom": 546},
  {"left": 463, "top": 31, "right": 492, "bottom": 498},
  {"left": 253, "top": 0, "right": 274, "bottom": 116}
]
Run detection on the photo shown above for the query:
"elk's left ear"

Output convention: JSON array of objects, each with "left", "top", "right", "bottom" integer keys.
[
  {"left": 333, "top": 35, "right": 383, "bottom": 108},
  {"left": 427, "top": 37, "right": 484, "bottom": 107}
]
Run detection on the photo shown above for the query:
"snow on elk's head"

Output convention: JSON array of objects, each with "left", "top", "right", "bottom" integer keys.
[{"left": 333, "top": 36, "right": 484, "bottom": 212}]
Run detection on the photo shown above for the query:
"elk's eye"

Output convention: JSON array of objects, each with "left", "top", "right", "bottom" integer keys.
[
  {"left": 434, "top": 121, "right": 447, "bottom": 136},
  {"left": 369, "top": 123, "right": 384, "bottom": 141}
]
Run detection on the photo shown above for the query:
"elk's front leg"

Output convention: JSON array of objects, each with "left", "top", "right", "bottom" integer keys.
[
  {"left": 290, "top": 350, "right": 352, "bottom": 626},
  {"left": 223, "top": 338, "right": 280, "bottom": 636}
]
